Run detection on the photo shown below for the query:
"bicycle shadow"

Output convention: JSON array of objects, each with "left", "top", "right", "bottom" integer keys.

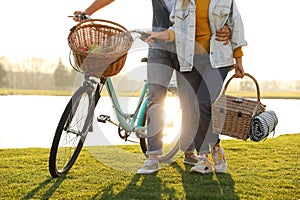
[
  {"left": 172, "top": 162, "right": 240, "bottom": 199},
  {"left": 22, "top": 176, "right": 66, "bottom": 200}
]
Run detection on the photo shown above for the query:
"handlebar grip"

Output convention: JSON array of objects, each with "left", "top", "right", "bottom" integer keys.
[
  {"left": 81, "top": 13, "right": 92, "bottom": 20},
  {"left": 69, "top": 13, "right": 92, "bottom": 21},
  {"left": 131, "top": 30, "right": 150, "bottom": 41}
]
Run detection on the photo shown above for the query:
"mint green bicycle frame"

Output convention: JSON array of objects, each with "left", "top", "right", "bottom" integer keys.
[{"left": 104, "top": 77, "right": 148, "bottom": 137}]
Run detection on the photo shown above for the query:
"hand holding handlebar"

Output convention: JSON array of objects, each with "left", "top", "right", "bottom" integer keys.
[
  {"left": 130, "top": 30, "right": 154, "bottom": 48},
  {"left": 69, "top": 12, "right": 92, "bottom": 22}
]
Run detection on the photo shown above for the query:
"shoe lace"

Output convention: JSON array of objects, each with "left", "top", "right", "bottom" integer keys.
[
  {"left": 212, "top": 147, "right": 223, "bottom": 165},
  {"left": 198, "top": 155, "right": 210, "bottom": 166}
]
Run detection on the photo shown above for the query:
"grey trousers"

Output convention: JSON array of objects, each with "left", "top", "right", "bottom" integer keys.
[
  {"left": 177, "top": 54, "right": 229, "bottom": 154},
  {"left": 146, "top": 51, "right": 229, "bottom": 155}
]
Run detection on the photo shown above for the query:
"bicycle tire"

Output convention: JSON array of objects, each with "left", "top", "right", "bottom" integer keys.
[
  {"left": 139, "top": 87, "right": 180, "bottom": 163},
  {"left": 49, "top": 85, "right": 94, "bottom": 177}
]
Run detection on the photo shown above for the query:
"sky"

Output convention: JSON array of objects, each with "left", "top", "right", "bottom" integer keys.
[{"left": 0, "top": 0, "right": 299, "bottom": 81}]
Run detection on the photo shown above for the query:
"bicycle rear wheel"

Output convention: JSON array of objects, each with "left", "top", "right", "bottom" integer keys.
[
  {"left": 49, "top": 85, "right": 94, "bottom": 177},
  {"left": 139, "top": 87, "right": 181, "bottom": 163}
]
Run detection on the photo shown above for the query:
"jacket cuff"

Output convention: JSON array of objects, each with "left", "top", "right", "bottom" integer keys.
[
  {"left": 233, "top": 46, "right": 243, "bottom": 58},
  {"left": 165, "top": 29, "right": 175, "bottom": 42}
]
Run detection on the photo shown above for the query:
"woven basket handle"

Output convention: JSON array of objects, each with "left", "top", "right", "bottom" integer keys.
[
  {"left": 73, "top": 19, "right": 129, "bottom": 32},
  {"left": 223, "top": 73, "right": 261, "bottom": 102}
]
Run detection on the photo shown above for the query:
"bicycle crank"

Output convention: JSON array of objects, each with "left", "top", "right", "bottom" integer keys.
[{"left": 118, "top": 126, "right": 130, "bottom": 140}]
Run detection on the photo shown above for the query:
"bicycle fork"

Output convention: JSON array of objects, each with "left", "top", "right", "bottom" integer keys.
[{"left": 81, "top": 76, "right": 105, "bottom": 133}]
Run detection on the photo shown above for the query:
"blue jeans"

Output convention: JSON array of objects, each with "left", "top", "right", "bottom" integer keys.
[{"left": 146, "top": 48, "right": 179, "bottom": 155}]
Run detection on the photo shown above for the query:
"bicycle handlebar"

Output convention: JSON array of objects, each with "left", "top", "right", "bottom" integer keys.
[
  {"left": 68, "top": 13, "right": 92, "bottom": 22},
  {"left": 130, "top": 30, "right": 154, "bottom": 48},
  {"left": 130, "top": 30, "right": 150, "bottom": 41}
]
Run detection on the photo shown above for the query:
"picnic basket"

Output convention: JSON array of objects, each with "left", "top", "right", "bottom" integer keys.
[
  {"left": 212, "top": 73, "right": 266, "bottom": 140},
  {"left": 68, "top": 19, "right": 133, "bottom": 78}
]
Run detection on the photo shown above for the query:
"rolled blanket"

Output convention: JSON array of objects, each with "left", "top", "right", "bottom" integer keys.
[{"left": 248, "top": 110, "right": 278, "bottom": 142}]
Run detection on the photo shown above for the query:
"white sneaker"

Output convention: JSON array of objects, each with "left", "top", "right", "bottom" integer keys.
[
  {"left": 211, "top": 144, "right": 227, "bottom": 173},
  {"left": 190, "top": 155, "right": 212, "bottom": 174},
  {"left": 183, "top": 154, "right": 200, "bottom": 165},
  {"left": 137, "top": 158, "right": 159, "bottom": 174}
]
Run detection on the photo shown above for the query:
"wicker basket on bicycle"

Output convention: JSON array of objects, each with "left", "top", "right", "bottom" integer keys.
[
  {"left": 212, "top": 73, "right": 266, "bottom": 140},
  {"left": 68, "top": 19, "right": 133, "bottom": 78}
]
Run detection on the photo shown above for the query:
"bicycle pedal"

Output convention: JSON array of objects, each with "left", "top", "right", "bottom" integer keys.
[{"left": 97, "top": 115, "right": 110, "bottom": 123}]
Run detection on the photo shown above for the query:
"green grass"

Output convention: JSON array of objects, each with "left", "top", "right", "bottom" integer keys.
[{"left": 0, "top": 134, "right": 299, "bottom": 200}]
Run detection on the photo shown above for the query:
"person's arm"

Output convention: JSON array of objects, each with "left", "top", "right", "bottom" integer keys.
[
  {"left": 73, "top": 0, "right": 114, "bottom": 21},
  {"left": 234, "top": 57, "right": 244, "bottom": 78},
  {"left": 145, "top": 30, "right": 172, "bottom": 43},
  {"left": 231, "top": 46, "right": 245, "bottom": 78},
  {"left": 84, "top": 0, "right": 115, "bottom": 15},
  {"left": 146, "top": 25, "right": 230, "bottom": 44}
]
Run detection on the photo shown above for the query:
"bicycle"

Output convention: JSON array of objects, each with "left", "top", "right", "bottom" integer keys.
[{"left": 49, "top": 14, "right": 181, "bottom": 178}]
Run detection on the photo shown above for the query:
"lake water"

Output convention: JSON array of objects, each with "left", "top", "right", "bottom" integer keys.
[{"left": 0, "top": 95, "right": 299, "bottom": 149}]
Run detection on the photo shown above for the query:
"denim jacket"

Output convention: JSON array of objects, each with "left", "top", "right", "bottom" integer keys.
[{"left": 170, "top": 0, "right": 247, "bottom": 71}]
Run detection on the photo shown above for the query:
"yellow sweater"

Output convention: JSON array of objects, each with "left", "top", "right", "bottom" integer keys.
[{"left": 168, "top": 0, "right": 243, "bottom": 58}]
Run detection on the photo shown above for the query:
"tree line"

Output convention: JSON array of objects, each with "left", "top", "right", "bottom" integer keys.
[
  {"left": 0, "top": 56, "right": 300, "bottom": 92},
  {"left": 0, "top": 56, "right": 143, "bottom": 92},
  {"left": 0, "top": 57, "right": 76, "bottom": 90}
]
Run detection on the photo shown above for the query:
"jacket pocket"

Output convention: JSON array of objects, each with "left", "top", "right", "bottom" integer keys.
[
  {"left": 175, "top": 9, "right": 190, "bottom": 20},
  {"left": 212, "top": 6, "right": 230, "bottom": 17},
  {"left": 212, "top": 6, "right": 231, "bottom": 30}
]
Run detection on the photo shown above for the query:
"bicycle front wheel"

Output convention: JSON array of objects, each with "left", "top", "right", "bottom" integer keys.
[
  {"left": 139, "top": 87, "right": 181, "bottom": 163},
  {"left": 49, "top": 85, "right": 94, "bottom": 177}
]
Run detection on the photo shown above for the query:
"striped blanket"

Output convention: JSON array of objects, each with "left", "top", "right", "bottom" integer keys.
[{"left": 248, "top": 110, "right": 278, "bottom": 142}]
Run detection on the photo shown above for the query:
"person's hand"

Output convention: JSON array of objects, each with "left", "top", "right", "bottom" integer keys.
[
  {"left": 234, "top": 57, "right": 245, "bottom": 78},
  {"left": 73, "top": 11, "right": 84, "bottom": 22},
  {"left": 145, "top": 31, "right": 170, "bottom": 42},
  {"left": 215, "top": 25, "right": 231, "bottom": 45}
]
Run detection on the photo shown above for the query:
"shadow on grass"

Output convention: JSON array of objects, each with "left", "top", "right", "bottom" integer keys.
[
  {"left": 172, "top": 162, "right": 240, "bottom": 199},
  {"left": 22, "top": 176, "right": 66, "bottom": 200},
  {"left": 92, "top": 173, "right": 169, "bottom": 199},
  {"left": 91, "top": 161, "right": 239, "bottom": 199}
]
